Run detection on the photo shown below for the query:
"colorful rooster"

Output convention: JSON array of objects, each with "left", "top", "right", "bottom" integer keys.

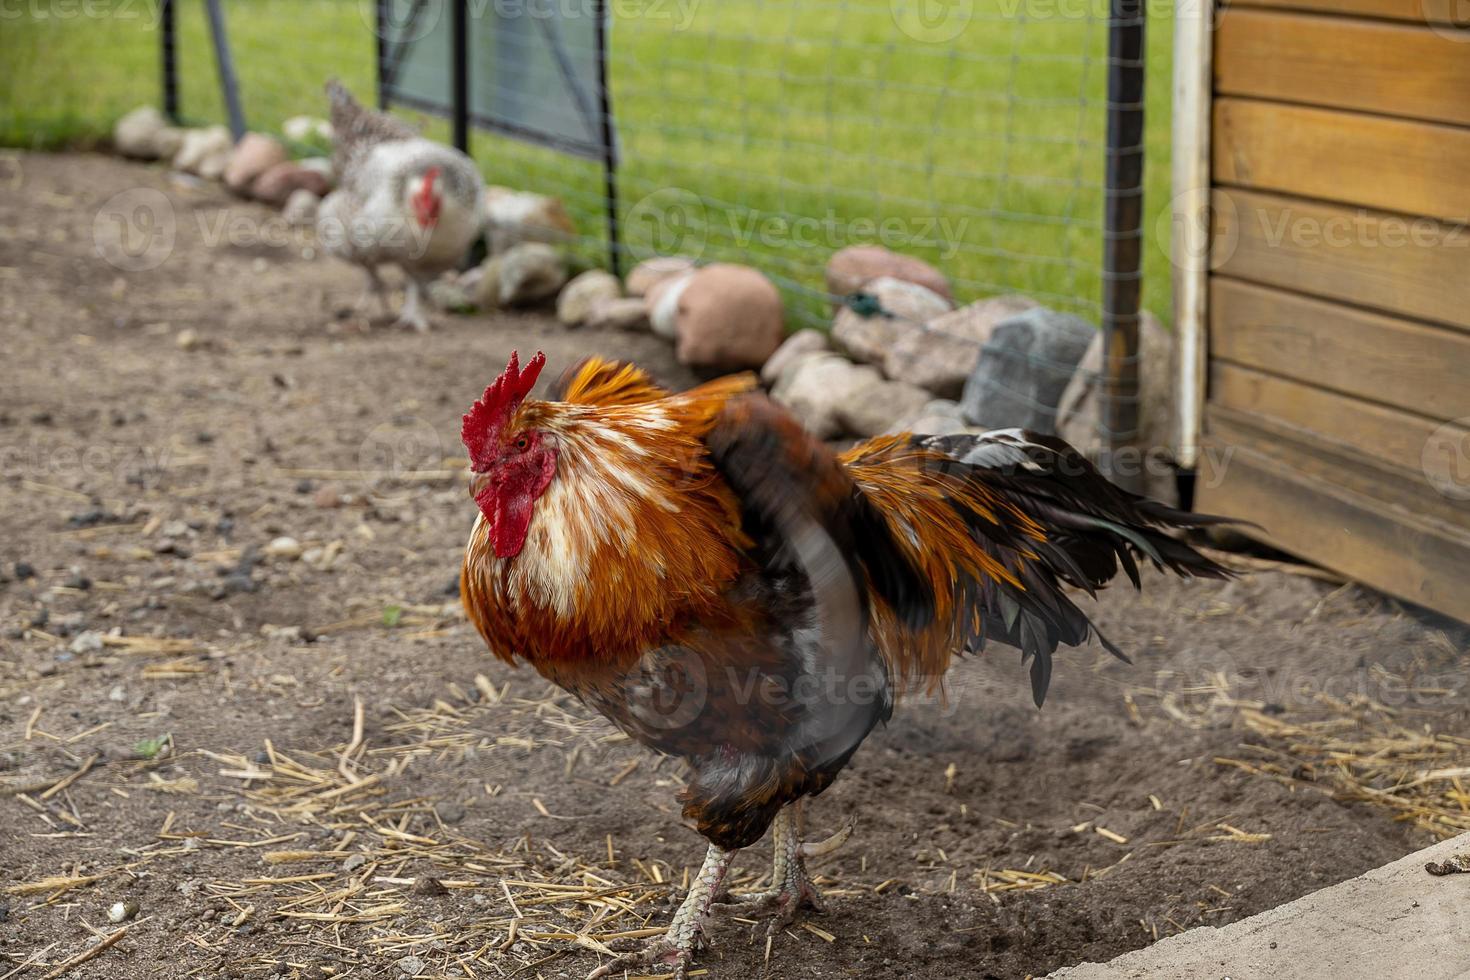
[{"left": 458, "top": 351, "right": 1231, "bottom": 977}]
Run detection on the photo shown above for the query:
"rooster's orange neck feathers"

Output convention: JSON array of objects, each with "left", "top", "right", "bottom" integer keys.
[{"left": 460, "top": 355, "right": 755, "bottom": 670}]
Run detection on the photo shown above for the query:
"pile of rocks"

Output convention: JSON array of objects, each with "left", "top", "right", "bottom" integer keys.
[
  {"left": 502, "top": 253, "right": 786, "bottom": 374},
  {"left": 521, "top": 241, "right": 1171, "bottom": 473},
  {"left": 761, "top": 245, "right": 1176, "bottom": 501},
  {"left": 114, "top": 107, "right": 335, "bottom": 223},
  {"left": 109, "top": 105, "right": 1170, "bottom": 473}
]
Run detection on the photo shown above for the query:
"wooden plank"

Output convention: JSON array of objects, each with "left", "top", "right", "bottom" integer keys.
[
  {"left": 1214, "top": 99, "right": 1470, "bottom": 221},
  {"left": 1227, "top": 0, "right": 1466, "bottom": 26},
  {"left": 1216, "top": 9, "right": 1470, "bottom": 127},
  {"left": 1211, "top": 188, "right": 1470, "bottom": 331},
  {"left": 1210, "top": 361, "right": 1470, "bottom": 481},
  {"left": 1209, "top": 278, "right": 1470, "bottom": 421},
  {"left": 1197, "top": 414, "right": 1470, "bottom": 623}
]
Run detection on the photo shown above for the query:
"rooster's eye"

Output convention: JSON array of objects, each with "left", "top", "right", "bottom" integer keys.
[{"left": 514, "top": 435, "right": 530, "bottom": 451}]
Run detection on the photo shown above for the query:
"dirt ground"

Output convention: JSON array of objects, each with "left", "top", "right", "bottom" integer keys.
[{"left": 3, "top": 152, "right": 1469, "bottom": 980}]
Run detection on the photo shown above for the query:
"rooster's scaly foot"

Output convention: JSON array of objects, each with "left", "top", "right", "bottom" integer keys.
[{"left": 586, "top": 843, "right": 733, "bottom": 980}]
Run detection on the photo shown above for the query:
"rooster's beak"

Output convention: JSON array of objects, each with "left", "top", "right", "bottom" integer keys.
[{"left": 469, "top": 470, "right": 492, "bottom": 501}]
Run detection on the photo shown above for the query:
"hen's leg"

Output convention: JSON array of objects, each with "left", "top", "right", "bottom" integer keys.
[
  {"left": 721, "top": 800, "right": 851, "bottom": 931},
  {"left": 394, "top": 277, "right": 431, "bottom": 332},
  {"left": 586, "top": 843, "right": 735, "bottom": 980},
  {"left": 355, "top": 265, "right": 392, "bottom": 318}
]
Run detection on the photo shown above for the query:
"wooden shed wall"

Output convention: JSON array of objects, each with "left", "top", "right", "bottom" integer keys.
[{"left": 1195, "top": 2, "right": 1470, "bottom": 621}]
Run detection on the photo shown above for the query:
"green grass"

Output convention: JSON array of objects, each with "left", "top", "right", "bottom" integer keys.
[{"left": 0, "top": 0, "right": 1175, "bottom": 327}]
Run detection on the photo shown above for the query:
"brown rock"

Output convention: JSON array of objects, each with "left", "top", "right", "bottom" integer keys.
[
  {"left": 826, "top": 245, "right": 952, "bottom": 307},
  {"left": 674, "top": 264, "right": 785, "bottom": 372},
  {"left": 626, "top": 256, "right": 697, "bottom": 297},
  {"left": 224, "top": 133, "right": 288, "bottom": 194},
  {"left": 831, "top": 276, "right": 951, "bottom": 367},
  {"left": 251, "top": 162, "right": 331, "bottom": 207}
]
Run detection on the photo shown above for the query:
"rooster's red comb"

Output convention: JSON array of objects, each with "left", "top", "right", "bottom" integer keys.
[{"left": 461, "top": 350, "right": 546, "bottom": 470}]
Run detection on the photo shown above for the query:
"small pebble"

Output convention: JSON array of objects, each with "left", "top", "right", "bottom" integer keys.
[
  {"left": 342, "top": 854, "right": 367, "bottom": 873},
  {"left": 412, "top": 876, "right": 448, "bottom": 896},
  {"left": 108, "top": 900, "right": 139, "bottom": 923},
  {"left": 396, "top": 955, "right": 425, "bottom": 977},
  {"left": 264, "top": 536, "right": 302, "bottom": 560},
  {"left": 13, "top": 561, "right": 35, "bottom": 580},
  {"left": 70, "top": 631, "right": 105, "bottom": 655}
]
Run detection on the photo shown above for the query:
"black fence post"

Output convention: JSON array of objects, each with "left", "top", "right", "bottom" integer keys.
[
  {"left": 160, "top": 0, "right": 179, "bottom": 122},
  {"left": 204, "top": 0, "right": 247, "bottom": 139},
  {"left": 376, "top": 0, "right": 389, "bottom": 110},
  {"left": 1101, "top": 0, "right": 1145, "bottom": 493},
  {"left": 451, "top": 0, "right": 470, "bottom": 153},
  {"left": 594, "top": 0, "right": 620, "bottom": 277}
]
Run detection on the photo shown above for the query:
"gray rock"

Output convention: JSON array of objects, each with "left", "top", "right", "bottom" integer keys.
[
  {"left": 172, "top": 126, "right": 234, "bottom": 180},
  {"left": 427, "top": 275, "right": 472, "bottom": 312},
  {"left": 282, "top": 188, "right": 320, "bottom": 228},
  {"left": 70, "top": 630, "right": 105, "bottom": 655},
  {"left": 585, "top": 297, "right": 651, "bottom": 332},
  {"left": 831, "top": 277, "right": 951, "bottom": 367},
  {"left": 883, "top": 295, "right": 1040, "bottom": 398},
  {"left": 771, "top": 354, "right": 882, "bottom": 440},
  {"left": 960, "top": 307, "right": 1097, "bottom": 434},
  {"left": 114, "top": 106, "right": 184, "bottom": 160},
  {"left": 760, "top": 329, "right": 829, "bottom": 387},
  {"left": 1055, "top": 311, "right": 1178, "bottom": 505},
  {"left": 556, "top": 270, "right": 621, "bottom": 326},
  {"left": 834, "top": 377, "right": 932, "bottom": 438},
  {"left": 496, "top": 243, "right": 566, "bottom": 306}
]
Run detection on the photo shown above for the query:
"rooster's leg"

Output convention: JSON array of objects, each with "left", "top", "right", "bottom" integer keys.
[
  {"left": 394, "top": 278, "right": 431, "bottom": 332},
  {"left": 586, "top": 843, "right": 734, "bottom": 980},
  {"left": 719, "top": 800, "right": 851, "bottom": 933}
]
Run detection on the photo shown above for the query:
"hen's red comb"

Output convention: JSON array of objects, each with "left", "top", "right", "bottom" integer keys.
[{"left": 461, "top": 350, "right": 546, "bottom": 470}]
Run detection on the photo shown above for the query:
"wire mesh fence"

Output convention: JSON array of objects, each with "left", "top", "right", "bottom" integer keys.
[{"left": 0, "top": 0, "right": 1174, "bottom": 333}]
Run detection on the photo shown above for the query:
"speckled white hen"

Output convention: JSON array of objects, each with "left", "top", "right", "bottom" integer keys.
[{"left": 317, "top": 81, "right": 485, "bottom": 331}]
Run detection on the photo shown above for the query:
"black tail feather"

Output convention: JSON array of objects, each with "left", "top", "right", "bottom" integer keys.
[{"left": 918, "top": 428, "right": 1234, "bottom": 706}]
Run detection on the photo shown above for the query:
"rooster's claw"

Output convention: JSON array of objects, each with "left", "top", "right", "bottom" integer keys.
[{"left": 585, "top": 938, "right": 696, "bottom": 980}]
